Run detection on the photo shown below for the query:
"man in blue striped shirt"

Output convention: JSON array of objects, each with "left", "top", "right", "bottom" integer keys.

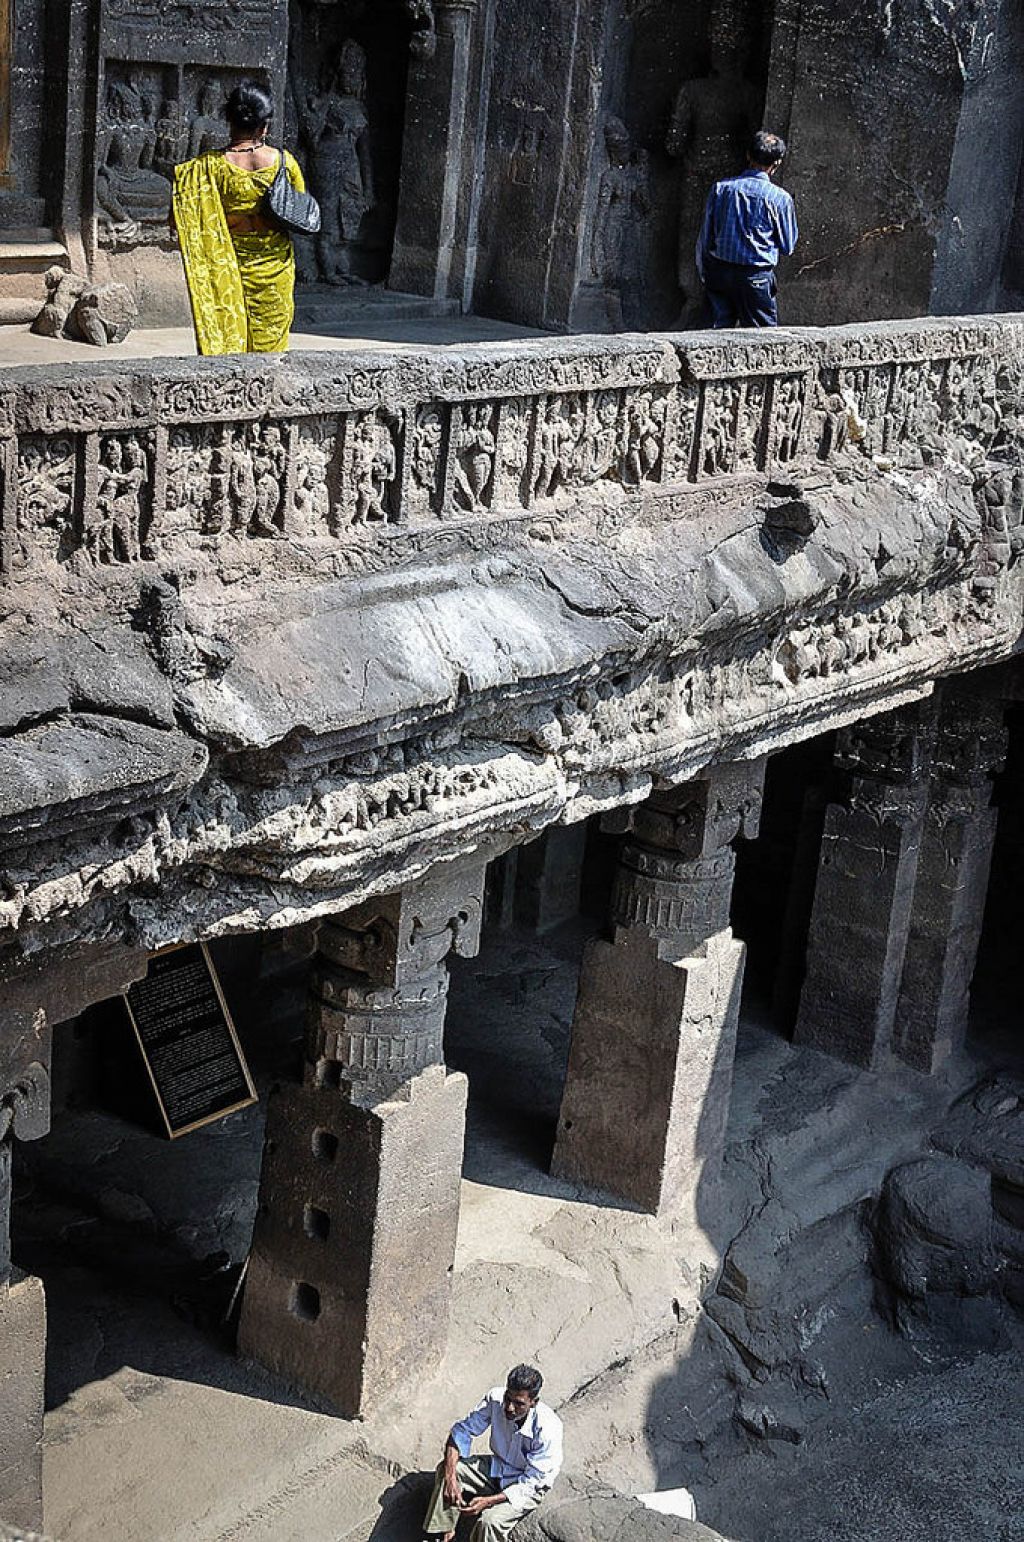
[{"left": 695, "top": 130, "right": 798, "bottom": 328}]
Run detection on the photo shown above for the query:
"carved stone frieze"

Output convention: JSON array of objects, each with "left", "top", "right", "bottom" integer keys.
[{"left": 0, "top": 316, "right": 1022, "bottom": 960}]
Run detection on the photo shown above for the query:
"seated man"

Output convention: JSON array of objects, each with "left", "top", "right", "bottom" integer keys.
[{"left": 422, "top": 1363, "right": 563, "bottom": 1540}]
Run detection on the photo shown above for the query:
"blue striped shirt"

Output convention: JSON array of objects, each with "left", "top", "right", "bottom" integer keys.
[{"left": 696, "top": 170, "right": 798, "bottom": 274}]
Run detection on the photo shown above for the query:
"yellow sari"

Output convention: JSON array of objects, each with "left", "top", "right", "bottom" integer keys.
[{"left": 172, "top": 150, "right": 305, "bottom": 355}]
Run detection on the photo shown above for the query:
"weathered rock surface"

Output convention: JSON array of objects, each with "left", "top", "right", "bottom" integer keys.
[
  {"left": 872, "top": 1155, "right": 1000, "bottom": 1342},
  {"left": 517, "top": 1477, "right": 733, "bottom": 1542},
  {"left": 0, "top": 318, "right": 1021, "bottom": 987}
]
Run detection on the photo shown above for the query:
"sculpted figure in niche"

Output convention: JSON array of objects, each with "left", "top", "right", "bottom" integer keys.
[
  {"left": 622, "top": 391, "right": 665, "bottom": 485},
  {"left": 294, "top": 457, "right": 331, "bottom": 533},
  {"left": 299, "top": 40, "right": 375, "bottom": 285},
  {"left": 154, "top": 99, "right": 186, "bottom": 181},
  {"left": 89, "top": 437, "right": 145, "bottom": 564},
  {"left": 189, "top": 81, "right": 226, "bottom": 160},
  {"left": 96, "top": 74, "right": 171, "bottom": 240},
  {"left": 252, "top": 424, "right": 287, "bottom": 534},
  {"left": 534, "top": 396, "right": 584, "bottom": 500},
  {"left": 228, "top": 434, "right": 258, "bottom": 534},
  {"left": 592, "top": 117, "right": 649, "bottom": 331},
  {"left": 665, "top": 3, "right": 760, "bottom": 324},
  {"left": 352, "top": 416, "right": 396, "bottom": 524},
  {"left": 582, "top": 392, "right": 621, "bottom": 482},
  {"left": 454, "top": 405, "right": 496, "bottom": 511}
]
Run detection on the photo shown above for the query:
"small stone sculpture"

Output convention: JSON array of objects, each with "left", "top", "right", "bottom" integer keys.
[
  {"left": 32, "top": 268, "right": 137, "bottom": 346},
  {"left": 31, "top": 266, "right": 87, "bottom": 337},
  {"left": 68, "top": 283, "right": 137, "bottom": 346}
]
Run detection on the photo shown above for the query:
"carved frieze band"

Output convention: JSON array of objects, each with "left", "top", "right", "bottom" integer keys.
[{"left": 0, "top": 319, "right": 1016, "bottom": 574}]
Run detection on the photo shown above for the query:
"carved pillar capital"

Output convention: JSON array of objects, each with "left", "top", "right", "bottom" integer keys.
[
  {"left": 602, "top": 762, "right": 765, "bottom": 955},
  {"left": 308, "top": 863, "right": 485, "bottom": 1101},
  {"left": 835, "top": 696, "right": 937, "bottom": 779}
]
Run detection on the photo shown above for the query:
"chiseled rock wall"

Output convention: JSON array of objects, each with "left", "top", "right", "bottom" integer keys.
[{"left": 0, "top": 318, "right": 1022, "bottom": 975}]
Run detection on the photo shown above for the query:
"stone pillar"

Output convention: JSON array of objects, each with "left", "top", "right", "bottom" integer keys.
[
  {"left": 389, "top": 0, "right": 482, "bottom": 303},
  {"left": 0, "top": 1005, "right": 51, "bottom": 1533},
  {"left": 551, "top": 762, "right": 765, "bottom": 1220},
  {"left": 516, "top": 824, "right": 588, "bottom": 935},
  {"left": 239, "top": 863, "right": 484, "bottom": 1417},
  {"left": 893, "top": 692, "right": 1007, "bottom": 1075},
  {"left": 794, "top": 702, "right": 937, "bottom": 1070}
]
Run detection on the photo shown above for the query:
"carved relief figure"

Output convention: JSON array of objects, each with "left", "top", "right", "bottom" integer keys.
[
  {"left": 87, "top": 436, "right": 146, "bottom": 564},
  {"left": 582, "top": 392, "right": 622, "bottom": 483},
  {"left": 228, "top": 433, "right": 258, "bottom": 534},
  {"left": 299, "top": 41, "right": 375, "bottom": 284},
  {"left": 188, "top": 81, "right": 225, "bottom": 160},
  {"left": 533, "top": 396, "right": 583, "bottom": 500},
  {"left": 17, "top": 439, "right": 75, "bottom": 562},
  {"left": 251, "top": 424, "right": 287, "bottom": 534},
  {"left": 701, "top": 382, "right": 738, "bottom": 475},
  {"left": 665, "top": 2, "right": 761, "bottom": 323},
  {"left": 153, "top": 99, "right": 185, "bottom": 181},
  {"left": 592, "top": 117, "right": 650, "bottom": 331},
  {"left": 622, "top": 390, "right": 665, "bottom": 485},
  {"left": 351, "top": 414, "right": 397, "bottom": 524},
  {"left": 293, "top": 426, "right": 333, "bottom": 535},
  {"left": 774, "top": 376, "right": 805, "bottom": 462},
  {"left": 735, "top": 379, "right": 765, "bottom": 469},
  {"left": 496, "top": 398, "right": 532, "bottom": 503},
  {"left": 404, "top": 0, "right": 437, "bottom": 58},
  {"left": 454, "top": 404, "right": 497, "bottom": 512},
  {"left": 410, "top": 405, "right": 443, "bottom": 507},
  {"left": 96, "top": 73, "right": 171, "bottom": 241}
]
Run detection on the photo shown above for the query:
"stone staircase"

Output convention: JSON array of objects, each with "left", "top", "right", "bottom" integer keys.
[{"left": 0, "top": 227, "right": 67, "bottom": 324}]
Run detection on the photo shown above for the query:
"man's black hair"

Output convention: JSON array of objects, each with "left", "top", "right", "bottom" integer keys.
[
  {"left": 750, "top": 130, "right": 786, "bottom": 167},
  {"left": 225, "top": 80, "right": 275, "bottom": 136},
  {"left": 506, "top": 1364, "right": 543, "bottom": 1399}
]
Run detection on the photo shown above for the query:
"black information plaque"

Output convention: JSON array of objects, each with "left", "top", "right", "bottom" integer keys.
[{"left": 123, "top": 943, "right": 257, "bottom": 1139}]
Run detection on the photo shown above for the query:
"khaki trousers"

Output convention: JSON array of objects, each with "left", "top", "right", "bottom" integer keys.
[{"left": 423, "top": 1456, "right": 541, "bottom": 1540}]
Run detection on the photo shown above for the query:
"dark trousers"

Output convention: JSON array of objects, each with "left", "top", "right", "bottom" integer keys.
[{"left": 702, "top": 254, "right": 778, "bottom": 328}]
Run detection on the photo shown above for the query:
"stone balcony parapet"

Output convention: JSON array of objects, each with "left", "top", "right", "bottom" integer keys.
[{"left": 0, "top": 316, "right": 1021, "bottom": 965}]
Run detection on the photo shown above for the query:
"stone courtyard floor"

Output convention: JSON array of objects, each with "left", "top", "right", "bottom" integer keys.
[
  {"left": 13, "top": 920, "right": 1024, "bottom": 1541},
  {"left": 0, "top": 309, "right": 540, "bottom": 367}
]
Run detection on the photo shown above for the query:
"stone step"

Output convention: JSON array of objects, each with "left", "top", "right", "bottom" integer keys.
[
  {"left": 293, "top": 284, "right": 460, "bottom": 330},
  {"left": 0, "top": 231, "right": 66, "bottom": 271}
]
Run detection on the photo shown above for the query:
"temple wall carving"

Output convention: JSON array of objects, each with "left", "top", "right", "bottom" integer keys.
[{"left": 0, "top": 315, "right": 1022, "bottom": 973}]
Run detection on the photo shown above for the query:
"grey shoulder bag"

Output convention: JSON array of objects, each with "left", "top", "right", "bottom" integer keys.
[{"left": 263, "top": 150, "right": 321, "bottom": 237}]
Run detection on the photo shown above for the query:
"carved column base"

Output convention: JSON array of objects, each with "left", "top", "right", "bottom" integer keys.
[
  {"left": 893, "top": 795, "right": 998, "bottom": 1074},
  {"left": 238, "top": 1064, "right": 467, "bottom": 1417},
  {"left": 552, "top": 926, "right": 745, "bottom": 1221},
  {"left": 0, "top": 1272, "right": 46, "bottom": 1532},
  {"left": 793, "top": 787, "right": 927, "bottom": 1070}
]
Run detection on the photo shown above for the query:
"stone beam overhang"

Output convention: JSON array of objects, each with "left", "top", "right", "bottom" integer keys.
[{"left": 0, "top": 316, "right": 1022, "bottom": 969}]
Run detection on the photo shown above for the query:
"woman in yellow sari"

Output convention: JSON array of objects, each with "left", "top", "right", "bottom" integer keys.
[{"left": 172, "top": 81, "right": 306, "bottom": 355}]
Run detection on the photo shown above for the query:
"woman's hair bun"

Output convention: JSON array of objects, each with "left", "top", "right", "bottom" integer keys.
[{"left": 224, "top": 80, "right": 275, "bottom": 135}]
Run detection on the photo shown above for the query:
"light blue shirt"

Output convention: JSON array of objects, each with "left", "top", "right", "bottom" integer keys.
[
  {"left": 696, "top": 169, "right": 798, "bottom": 275},
  {"left": 450, "top": 1386, "right": 564, "bottom": 1512}
]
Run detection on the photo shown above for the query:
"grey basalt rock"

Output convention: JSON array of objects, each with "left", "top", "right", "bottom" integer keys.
[
  {"left": 517, "top": 1478, "right": 733, "bottom": 1542},
  {"left": 872, "top": 1155, "right": 1000, "bottom": 1341}
]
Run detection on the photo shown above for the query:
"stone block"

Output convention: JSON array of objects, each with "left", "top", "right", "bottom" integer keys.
[
  {"left": 552, "top": 927, "right": 745, "bottom": 1221},
  {"left": 239, "top": 1064, "right": 467, "bottom": 1415},
  {"left": 0, "top": 1274, "right": 45, "bottom": 1533}
]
